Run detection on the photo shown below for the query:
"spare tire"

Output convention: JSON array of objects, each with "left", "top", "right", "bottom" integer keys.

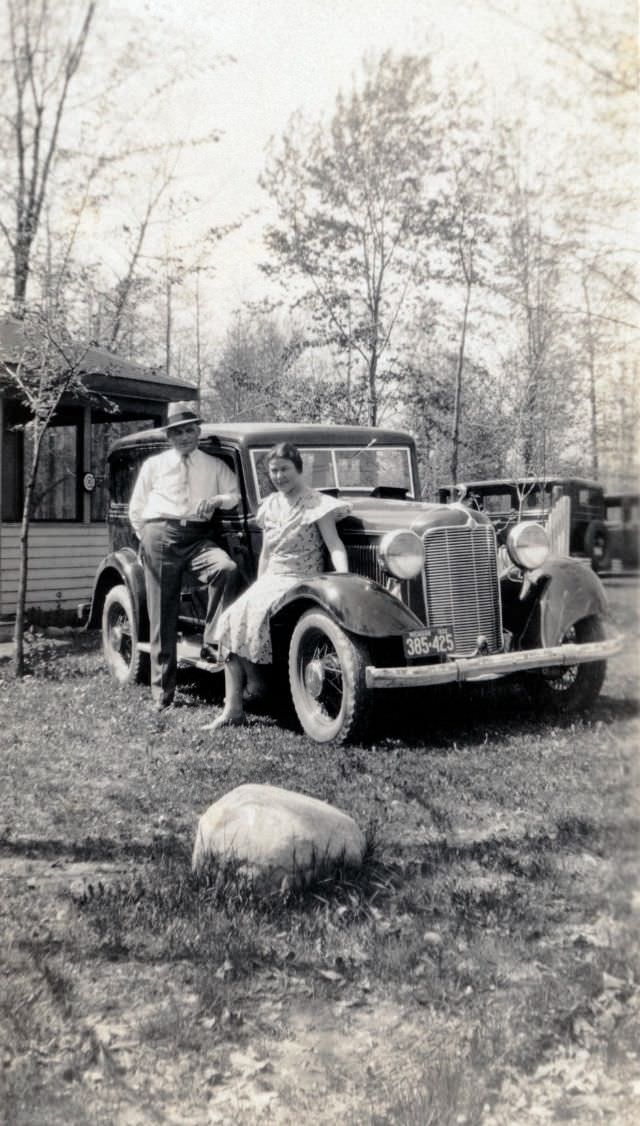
[{"left": 584, "top": 520, "right": 610, "bottom": 572}]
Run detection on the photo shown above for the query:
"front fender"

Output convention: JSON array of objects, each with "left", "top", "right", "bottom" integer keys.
[
  {"left": 527, "top": 556, "right": 609, "bottom": 647},
  {"left": 272, "top": 573, "right": 424, "bottom": 638},
  {"left": 87, "top": 547, "right": 148, "bottom": 633}
]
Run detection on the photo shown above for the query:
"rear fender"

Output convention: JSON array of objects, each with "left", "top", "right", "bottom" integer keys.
[
  {"left": 526, "top": 556, "right": 609, "bottom": 647},
  {"left": 87, "top": 548, "right": 148, "bottom": 635},
  {"left": 271, "top": 573, "right": 423, "bottom": 638}
]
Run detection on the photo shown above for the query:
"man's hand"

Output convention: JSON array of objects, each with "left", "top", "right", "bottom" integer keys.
[{"left": 195, "top": 496, "right": 223, "bottom": 519}]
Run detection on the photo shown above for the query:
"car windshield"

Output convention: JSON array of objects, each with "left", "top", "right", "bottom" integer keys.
[
  {"left": 479, "top": 490, "right": 517, "bottom": 514},
  {"left": 250, "top": 445, "right": 415, "bottom": 500}
]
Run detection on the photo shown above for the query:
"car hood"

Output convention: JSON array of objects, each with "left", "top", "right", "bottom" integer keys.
[{"left": 339, "top": 498, "right": 491, "bottom": 537}]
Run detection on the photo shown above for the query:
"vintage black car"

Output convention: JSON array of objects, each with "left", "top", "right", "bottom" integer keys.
[
  {"left": 437, "top": 477, "right": 610, "bottom": 572},
  {"left": 88, "top": 424, "right": 622, "bottom": 743}
]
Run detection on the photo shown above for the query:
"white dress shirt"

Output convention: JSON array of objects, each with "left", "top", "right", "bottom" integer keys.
[{"left": 129, "top": 447, "right": 240, "bottom": 538}]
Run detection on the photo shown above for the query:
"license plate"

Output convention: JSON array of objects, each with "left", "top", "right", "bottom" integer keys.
[{"left": 403, "top": 628, "right": 454, "bottom": 659}]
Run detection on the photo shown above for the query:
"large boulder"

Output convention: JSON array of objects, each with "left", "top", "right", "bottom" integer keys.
[{"left": 192, "top": 783, "right": 366, "bottom": 889}]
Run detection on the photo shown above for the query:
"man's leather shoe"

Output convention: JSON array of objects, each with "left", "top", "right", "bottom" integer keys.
[{"left": 200, "top": 644, "right": 219, "bottom": 663}]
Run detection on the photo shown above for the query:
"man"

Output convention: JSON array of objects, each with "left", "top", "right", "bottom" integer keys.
[{"left": 129, "top": 404, "right": 241, "bottom": 710}]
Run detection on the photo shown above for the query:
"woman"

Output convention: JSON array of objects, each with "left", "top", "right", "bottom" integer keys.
[{"left": 204, "top": 442, "right": 350, "bottom": 731}]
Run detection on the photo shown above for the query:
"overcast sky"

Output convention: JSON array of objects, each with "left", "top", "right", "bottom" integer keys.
[{"left": 81, "top": 1, "right": 553, "bottom": 339}]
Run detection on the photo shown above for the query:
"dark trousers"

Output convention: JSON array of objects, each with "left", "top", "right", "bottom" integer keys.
[{"left": 140, "top": 520, "right": 241, "bottom": 706}]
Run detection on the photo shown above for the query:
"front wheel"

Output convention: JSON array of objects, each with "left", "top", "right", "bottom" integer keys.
[
  {"left": 102, "top": 584, "right": 148, "bottom": 686},
  {"left": 288, "top": 610, "right": 372, "bottom": 744},
  {"left": 527, "top": 615, "right": 607, "bottom": 713}
]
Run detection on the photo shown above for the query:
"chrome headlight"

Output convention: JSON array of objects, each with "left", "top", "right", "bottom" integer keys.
[
  {"left": 506, "top": 522, "right": 550, "bottom": 570},
  {"left": 378, "top": 530, "right": 423, "bottom": 579}
]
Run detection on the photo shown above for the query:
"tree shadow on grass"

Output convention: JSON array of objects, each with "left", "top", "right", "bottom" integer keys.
[{"left": 0, "top": 832, "right": 190, "bottom": 865}]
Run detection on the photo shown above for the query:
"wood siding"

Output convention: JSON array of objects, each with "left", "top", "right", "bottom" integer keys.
[{"left": 0, "top": 524, "right": 109, "bottom": 615}]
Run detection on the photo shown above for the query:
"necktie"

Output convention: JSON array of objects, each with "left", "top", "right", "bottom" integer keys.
[{"left": 180, "top": 454, "right": 190, "bottom": 513}]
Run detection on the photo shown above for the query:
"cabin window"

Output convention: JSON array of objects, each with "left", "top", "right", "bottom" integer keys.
[
  {"left": 2, "top": 406, "right": 24, "bottom": 521},
  {"left": 27, "top": 421, "right": 82, "bottom": 521}
]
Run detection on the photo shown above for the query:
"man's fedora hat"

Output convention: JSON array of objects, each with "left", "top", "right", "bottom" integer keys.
[{"left": 163, "top": 403, "right": 203, "bottom": 430}]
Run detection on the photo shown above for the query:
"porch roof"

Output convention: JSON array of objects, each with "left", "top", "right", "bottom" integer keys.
[{"left": 0, "top": 315, "right": 197, "bottom": 403}]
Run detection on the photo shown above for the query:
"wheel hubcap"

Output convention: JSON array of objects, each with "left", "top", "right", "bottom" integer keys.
[
  {"left": 304, "top": 658, "right": 326, "bottom": 699},
  {"left": 298, "top": 631, "right": 344, "bottom": 723}
]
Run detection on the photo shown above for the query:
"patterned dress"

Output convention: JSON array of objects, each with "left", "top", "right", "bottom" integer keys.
[{"left": 213, "top": 487, "right": 350, "bottom": 664}]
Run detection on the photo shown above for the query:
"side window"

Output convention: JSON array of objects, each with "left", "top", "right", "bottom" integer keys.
[
  {"left": 524, "top": 488, "right": 542, "bottom": 509},
  {"left": 91, "top": 420, "right": 157, "bottom": 522},
  {"left": 109, "top": 450, "right": 150, "bottom": 508}
]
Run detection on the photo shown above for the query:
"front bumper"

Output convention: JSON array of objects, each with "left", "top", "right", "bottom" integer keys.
[{"left": 365, "top": 635, "right": 624, "bottom": 689}]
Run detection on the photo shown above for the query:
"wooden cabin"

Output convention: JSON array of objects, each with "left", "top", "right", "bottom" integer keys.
[{"left": 0, "top": 315, "right": 198, "bottom": 619}]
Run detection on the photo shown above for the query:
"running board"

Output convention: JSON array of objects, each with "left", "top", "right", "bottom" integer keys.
[{"left": 137, "top": 640, "right": 224, "bottom": 672}]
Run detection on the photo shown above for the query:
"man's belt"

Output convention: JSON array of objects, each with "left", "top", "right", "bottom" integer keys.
[{"left": 145, "top": 517, "right": 208, "bottom": 528}]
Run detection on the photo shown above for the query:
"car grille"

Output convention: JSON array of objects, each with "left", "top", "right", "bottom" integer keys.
[
  {"left": 422, "top": 525, "right": 503, "bottom": 656},
  {"left": 347, "top": 544, "right": 385, "bottom": 585}
]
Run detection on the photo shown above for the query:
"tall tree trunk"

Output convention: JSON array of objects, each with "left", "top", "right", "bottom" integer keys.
[
  {"left": 582, "top": 277, "right": 599, "bottom": 478},
  {"left": 450, "top": 278, "right": 472, "bottom": 482},
  {"left": 165, "top": 276, "right": 172, "bottom": 377},
  {"left": 367, "top": 347, "right": 378, "bottom": 426},
  {"left": 13, "top": 237, "right": 31, "bottom": 314},
  {"left": 195, "top": 269, "right": 202, "bottom": 394}
]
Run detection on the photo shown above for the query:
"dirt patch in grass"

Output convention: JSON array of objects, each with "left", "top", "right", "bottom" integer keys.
[{"left": 1, "top": 580, "right": 638, "bottom": 1123}]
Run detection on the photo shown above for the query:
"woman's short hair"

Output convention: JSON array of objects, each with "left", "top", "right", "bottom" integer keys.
[{"left": 267, "top": 442, "right": 303, "bottom": 474}]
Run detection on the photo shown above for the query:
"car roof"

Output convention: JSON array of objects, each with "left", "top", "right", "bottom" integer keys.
[
  {"left": 438, "top": 477, "right": 602, "bottom": 491},
  {"left": 109, "top": 421, "right": 415, "bottom": 454}
]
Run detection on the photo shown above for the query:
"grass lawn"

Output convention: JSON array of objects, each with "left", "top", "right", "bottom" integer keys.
[{"left": 1, "top": 578, "right": 638, "bottom": 1124}]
